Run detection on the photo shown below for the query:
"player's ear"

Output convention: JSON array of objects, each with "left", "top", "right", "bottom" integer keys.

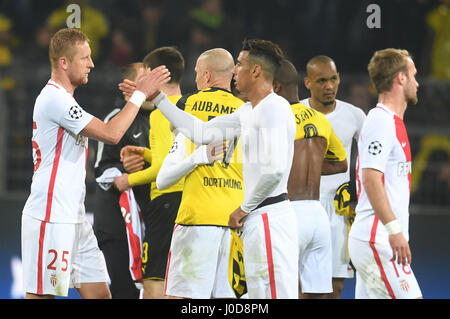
[
  {"left": 252, "top": 64, "right": 262, "bottom": 79},
  {"left": 304, "top": 76, "right": 311, "bottom": 90},
  {"left": 59, "top": 56, "right": 69, "bottom": 71},
  {"left": 273, "top": 81, "right": 281, "bottom": 93}
]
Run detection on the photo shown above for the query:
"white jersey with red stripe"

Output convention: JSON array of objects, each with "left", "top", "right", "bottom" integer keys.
[
  {"left": 22, "top": 80, "right": 94, "bottom": 224},
  {"left": 350, "top": 103, "right": 412, "bottom": 243}
]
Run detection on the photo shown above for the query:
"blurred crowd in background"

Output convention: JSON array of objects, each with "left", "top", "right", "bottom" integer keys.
[{"left": 0, "top": 0, "right": 448, "bottom": 210}]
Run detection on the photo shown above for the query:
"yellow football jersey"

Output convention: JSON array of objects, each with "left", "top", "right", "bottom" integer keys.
[
  {"left": 128, "top": 95, "right": 184, "bottom": 200},
  {"left": 175, "top": 87, "right": 245, "bottom": 226},
  {"left": 291, "top": 102, "right": 346, "bottom": 162}
]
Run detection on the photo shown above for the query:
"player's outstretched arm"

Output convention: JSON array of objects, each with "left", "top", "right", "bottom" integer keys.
[
  {"left": 81, "top": 66, "right": 170, "bottom": 144},
  {"left": 156, "top": 133, "right": 226, "bottom": 190}
]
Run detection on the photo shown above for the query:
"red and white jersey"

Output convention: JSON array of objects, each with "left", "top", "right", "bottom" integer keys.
[
  {"left": 22, "top": 80, "right": 94, "bottom": 223},
  {"left": 350, "top": 103, "right": 412, "bottom": 243}
]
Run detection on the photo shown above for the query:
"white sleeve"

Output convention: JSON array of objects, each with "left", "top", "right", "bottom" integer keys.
[
  {"left": 352, "top": 106, "right": 367, "bottom": 141},
  {"left": 48, "top": 93, "right": 94, "bottom": 135},
  {"left": 359, "top": 112, "right": 394, "bottom": 173},
  {"left": 153, "top": 92, "right": 241, "bottom": 144},
  {"left": 156, "top": 133, "right": 211, "bottom": 190},
  {"left": 241, "top": 104, "right": 291, "bottom": 213}
]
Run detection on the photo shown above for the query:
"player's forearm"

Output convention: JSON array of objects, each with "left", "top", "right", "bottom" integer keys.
[
  {"left": 153, "top": 92, "right": 240, "bottom": 144},
  {"left": 153, "top": 92, "right": 209, "bottom": 143},
  {"left": 362, "top": 168, "right": 397, "bottom": 225},
  {"left": 156, "top": 155, "right": 196, "bottom": 190},
  {"left": 128, "top": 163, "right": 158, "bottom": 187},
  {"left": 321, "top": 159, "right": 348, "bottom": 175},
  {"left": 241, "top": 171, "right": 283, "bottom": 213},
  {"left": 104, "top": 102, "right": 141, "bottom": 144}
]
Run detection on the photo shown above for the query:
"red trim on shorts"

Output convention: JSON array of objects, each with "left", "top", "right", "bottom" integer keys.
[
  {"left": 164, "top": 250, "right": 172, "bottom": 295},
  {"left": 164, "top": 224, "right": 179, "bottom": 295},
  {"left": 262, "top": 213, "right": 277, "bottom": 299},
  {"left": 44, "top": 127, "right": 64, "bottom": 222},
  {"left": 369, "top": 217, "right": 396, "bottom": 299},
  {"left": 37, "top": 220, "right": 47, "bottom": 295}
]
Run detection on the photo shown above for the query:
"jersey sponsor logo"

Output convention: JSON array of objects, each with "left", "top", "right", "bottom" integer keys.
[
  {"left": 190, "top": 101, "right": 237, "bottom": 115},
  {"left": 368, "top": 140, "right": 382, "bottom": 155},
  {"left": 203, "top": 177, "right": 243, "bottom": 190},
  {"left": 397, "top": 161, "right": 412, "bottom": 176},
  {"left": 69, "top": 105, "right": 83, "bottom": 119}
]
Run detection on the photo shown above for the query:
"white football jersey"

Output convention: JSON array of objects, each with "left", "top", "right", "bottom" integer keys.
[
  {"left": 350, "top": 103, "right": 412, "bottom": 243},
  {"left": 301, "top": 98, "right": 366, "bottom": 196},
  {"left": 22, "top": 80, "right": 94, "bottom": 223}
]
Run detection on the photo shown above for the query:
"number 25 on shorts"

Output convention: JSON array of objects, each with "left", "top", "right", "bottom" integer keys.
[{"left": 47, "top": 250, "right": 70, "bottom": 272}]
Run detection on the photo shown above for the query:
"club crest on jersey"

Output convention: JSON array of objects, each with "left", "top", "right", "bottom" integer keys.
[
  {"left": 368, "top": 141, "right": 382, "bottom": 155},
  {"left": 50, "top": 273, "right": 57, "bottom": 287},
  {"left": 69, "top": 105, "right": 83, "bottom": 119}
]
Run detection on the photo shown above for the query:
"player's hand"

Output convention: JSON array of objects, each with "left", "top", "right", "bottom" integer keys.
[
  {"left": 206, "top": 142, "right": 227, "bottom": 163},
  {"left": 389, "top": 232, "right": 412, "bottom": 266},
  {"left": 120, "top": 145, "right": 145, "bottom": 161},
  {"left": 120, "top": 146, "right": 145, "bottom": 173},
  {"left": 118, "top": 79, "right": 136, "bottom": 98},
  {"left": 135, "top": 66, "right": 171, "bottom": 100},
  {"left": 228, "top": 207, "right": 249, "bottom": 229},
  {"left": 113, "top": 173, "right": 131, "bottom": 192}
]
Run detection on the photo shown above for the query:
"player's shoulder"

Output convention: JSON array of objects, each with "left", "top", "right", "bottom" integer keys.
[
  {"left": 336, "top": 99, "right": 365, "bottom": 116},
  {"left": 35, "top": 82, "right": 76, "bottom": 115},
  {"left": 364, "top": 105, "right": 395, "bottom": 131}
]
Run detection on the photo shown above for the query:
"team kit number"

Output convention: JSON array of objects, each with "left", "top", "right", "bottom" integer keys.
[{"left": 47, "top": 249, "right": 70, "bottom": 272}]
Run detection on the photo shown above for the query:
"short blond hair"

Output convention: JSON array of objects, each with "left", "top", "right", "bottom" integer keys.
[
  {"left": 49, "top": 28, "right": 89, "bottom": 70},
  {"left": 367, "top": 48, "right": 412, "bottom": 94}
]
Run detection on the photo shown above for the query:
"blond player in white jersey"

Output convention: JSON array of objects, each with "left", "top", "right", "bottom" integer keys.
[
  {"left": 21, "top": 28, "right": 170, "bottom": 299},
  {"left": 124, "top": 39, "right": 298, "bottom": 299},
  {"left": 301, "top": 55, "right": 366, "bottom": 298},
  {"left": 348, "top": 48, "right": 422, "bottom": 299}
]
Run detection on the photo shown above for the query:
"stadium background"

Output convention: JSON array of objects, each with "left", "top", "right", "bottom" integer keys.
[{"left": 0, "top": 0, "right": 449, "bottom": 299}]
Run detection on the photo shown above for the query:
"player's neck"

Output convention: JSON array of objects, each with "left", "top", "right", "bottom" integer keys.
[
  {"left": 247, "top": 80, "right": 273, "bottom": 107},
  {"left": 50, "top": 71, "right": 76, "bottom": 95},
  {"left": 378, "top": 92, "right": 407, "bottom": 119},
  {"left": 208, "top": 77, "right": 231, "bottom": 92},
  {"left": 308, "top": 97, "right": 336, "bottom": 114},
  {"left": 161, "top": 83, "right": 181, "bottom": 97}
]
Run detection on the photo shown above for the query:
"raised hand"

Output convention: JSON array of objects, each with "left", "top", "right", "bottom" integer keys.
[{"left": 135, "top": 66, "right": 171, "bottom": 99}]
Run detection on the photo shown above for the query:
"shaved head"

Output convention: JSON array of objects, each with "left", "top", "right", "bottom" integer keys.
[
  {"left": 198, "top": 48, "right": 235, "bottom": 74},
  {"left": 275, "top": 59, "right": 298, "bottom": 87},
  {"left": 306, "top": 55, "right": 337, "bottom": 77},
  {"left": 195, "top": 48, "right": 234, "bottom": 90}
]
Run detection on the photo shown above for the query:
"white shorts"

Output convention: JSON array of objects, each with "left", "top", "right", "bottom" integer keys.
[
  {"left": 292, "top": 200, "right": 332, "bottom": 294},
  {"left": 164, "top": 225, "right": 235, "bottom": 299},
  {"left": 241, "top": 200, "right": 298, "bottom": 299},
  {"left": 21, "top": 214, "right": 109, "bottom": 297},
  {"left": 348, "top": 237, "right": 422, "bottom": 299},
  {"left": 320, "top": 195, "right": 354, "bottom": 278}
]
